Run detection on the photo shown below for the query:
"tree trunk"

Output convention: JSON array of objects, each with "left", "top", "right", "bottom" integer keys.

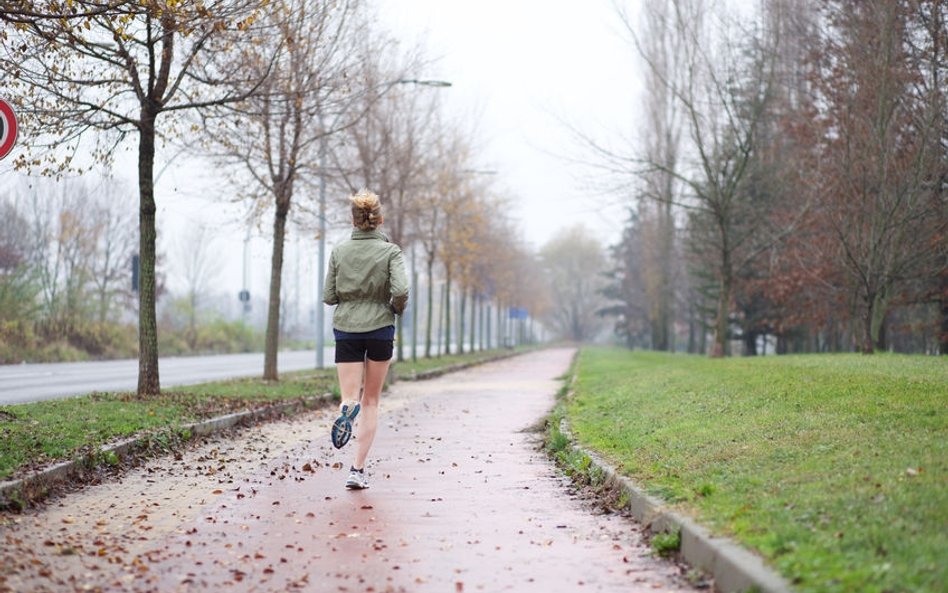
[
  {"left": 711, "top": 263, "right": 731, "bottom": 358},
  {"left": 395, "top": 240, "right": 405, "bottom": 362},
  {"left": 444, "top": 270, "right": 452, "bottom": 355},
  {"left": 656, "top": 201, "right": 674, "bottom": 351},
  {"left": 137, "top": 111, "right": 160, "bottom": 397},
  {"left": 867, "top": 291, "right": 889, "bottom": 354},
  {"left": 875, "top": 316, "right": 887, "bottom": 353},
  {"left": 941, "top": 272, "right": 948, "bottom": 354},
  {"left": 264, "top": 198, "right": 290, "bottom": 380},
  {"left": 498, "top": 303, "right": 505, "bottom": 348},
  {"left": 458, "top": 288, "right": 467, "bottom": 354},
  {"left": 776, "top": 334, "right": 787, "bottom": 354},
  {"left": 486, "top": 303, "right": 492, "bottom": 349},
  {"left": 743, "top": 331, "right": 757, "bottom": 356},
  {"left": 687, "top": 301, "right": 697, "bottom": 353},
  {"left": 473, "top": 295, "right": 480, "bottom": 352},
  {"left": 437, "top": 283, "right": 445, "bottom": 357},
  {"left": 188, "top": 291, "right": 197, "bottom": 350},
  {"left": 396, "top": 315, "right": 404, "bottom": 362},
  {"left": 860, "top": 297, "right": 875, "bottom": 355},
  {"left": 425, "top": 256, "right": 434, "bottom": 359}
]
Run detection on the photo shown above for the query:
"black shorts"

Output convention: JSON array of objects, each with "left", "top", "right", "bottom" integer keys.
[{"left": 334, "top": 339, "right": 394, "bottom": 363}]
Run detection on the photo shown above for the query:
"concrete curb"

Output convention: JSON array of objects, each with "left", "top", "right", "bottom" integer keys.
[
  {"left": 394, "top": 348, "right": 528, "bottom": 381},
  {"left": 0, "top": 395, "right": 331, "bottom": 510},
  {"left": 558, "top": 419, "right": 795, "bottom": 593}
]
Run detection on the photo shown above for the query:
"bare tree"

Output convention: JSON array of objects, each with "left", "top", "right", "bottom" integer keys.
[
  {"left": 21, "top": 180, "right": 99, "bottom": 328},
  {"left": 803, "top": 0, "right": 947, "bottom": 353},
  {"left": 334, "top": 49, "right": 443, "bottom": 361},
  {"left": 89, "top": 181, "right": 137, "bottom": 324},
  {"left": 621, "top": 0, "right": 687, "bottom": 351},
  {"left": 0, "top": 0, "right": 276, "bottom": 394},
  {"left": 198, "top": 0, "right": 366, "bottom": 379},
  {"left": 413, "top": 126, "right": 469, "bottom": 358},
  {"left": 632, "top": 2, "right": 796, "bottom": 356},
  {"left": 0, "top": 195, "right": 40, "bottom": 323},
  {"left": 539, "top": 225, "right": 608, "bottom": 342},
  {"left": 174, "top": 223, "right": 221, "bottom": 349}
]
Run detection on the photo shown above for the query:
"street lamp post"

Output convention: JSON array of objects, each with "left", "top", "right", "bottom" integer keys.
[
  {"left": 315, "top": 78, "right": 451, "bottom": 369},
  {"left": 316, "top": 110, "right": 329, "bottom": 368}
]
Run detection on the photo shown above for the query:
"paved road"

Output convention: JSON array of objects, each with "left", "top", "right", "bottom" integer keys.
[
  {"left": 0, "top": 350, "right": 330, "bottom": 405},
  {"left": 0, "top": 348, "right": 698, "bottom": 593}
]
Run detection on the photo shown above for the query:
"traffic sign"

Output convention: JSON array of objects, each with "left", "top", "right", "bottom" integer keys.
[{"left": 0, "top": 99, "right": 18, "bottom": 161}]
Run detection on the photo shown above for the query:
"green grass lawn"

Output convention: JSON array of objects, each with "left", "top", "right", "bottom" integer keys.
[{"left": 567, "top": 347, "right": 947, "bottom": 593}]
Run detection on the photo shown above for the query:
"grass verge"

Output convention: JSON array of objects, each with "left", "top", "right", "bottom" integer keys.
[
  {"left": 566, "top": 347, "right": 947, "bottom": 593},
  {"left": 0, "top": 369, "right": 338, "bottom": 483}
]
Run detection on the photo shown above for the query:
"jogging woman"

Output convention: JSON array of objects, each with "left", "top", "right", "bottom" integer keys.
[{"left": 323, "top": 189, "right": 408, "bottom": 489}]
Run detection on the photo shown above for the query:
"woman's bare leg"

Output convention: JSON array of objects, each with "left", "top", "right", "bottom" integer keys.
[
  {"left": 336, "top": 362, "right": 364, "bottom": 404},
  {"left": 352, "top": 358, "right": 392, "bottom": 470}
]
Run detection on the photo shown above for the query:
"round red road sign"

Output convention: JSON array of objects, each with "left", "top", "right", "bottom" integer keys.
[{"left": 0, "top": 99, "right": 19, "bottom": 161}]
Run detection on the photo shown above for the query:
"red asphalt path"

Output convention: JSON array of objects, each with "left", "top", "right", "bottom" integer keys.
[{"left": 1, "top": 348, "right": 698, "bottom": 593}]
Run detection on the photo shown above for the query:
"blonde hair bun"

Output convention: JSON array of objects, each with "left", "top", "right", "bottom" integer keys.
[
  {"left": 350, "top": 188, "right": 380, "bottom": 210},
  {"left": 350, "top": 189, "right": 383, "bottom": 231}
]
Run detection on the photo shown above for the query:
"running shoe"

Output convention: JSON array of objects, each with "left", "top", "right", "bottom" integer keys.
[
  {"left": 330, "top": 400, "right": 361, "bottom": 449},
  {"left": 345, "top": 466, "right": 369, "bottom": 489}
]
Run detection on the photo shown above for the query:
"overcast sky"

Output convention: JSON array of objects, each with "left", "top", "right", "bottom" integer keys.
[
  {"left": 376, "top": 0, "right": 644, "bottom": 249},
  {"left": 2, "top": 1, "right": 647, "bottom": 315}
]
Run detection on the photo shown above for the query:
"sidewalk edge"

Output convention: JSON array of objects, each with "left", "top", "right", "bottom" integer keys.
[
  {"left": 559, "top": 419, "right": 795, "bottom": 593},
  {"left": 0, "top": 395, "right": 330, "bottom": 510},
  {"left": 395, "top": 348, "right": 527, "bottom": 381}
]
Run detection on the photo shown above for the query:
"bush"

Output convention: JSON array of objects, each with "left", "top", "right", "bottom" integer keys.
[
  {"left": 0, "top": 267, "right": 41, "bottom": 324},
  {"left": 36, "top": 339, "right": 87, "bottom": 362},
  {"left": 1, "top": 316, "right": 263, "bottom": 363},
  {"left": 195, "top": 319, "right": 262, "bottom": 353},
  {"left": 157, "top": 332, "right": 190, "bottom": 356},
  {"left": 66, "top": 322, "right": 137, "bottom": 358},
  {"left": 0, "top": 320, "right": 39, "bottom": 363}
]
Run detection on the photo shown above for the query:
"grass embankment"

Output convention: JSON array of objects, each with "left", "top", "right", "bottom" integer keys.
[
  {"left": 0, "top": 347, "right": 522, "bottom": 483},
  {"left": 566, "top": 348, "right": 947, "bottom": 593}
]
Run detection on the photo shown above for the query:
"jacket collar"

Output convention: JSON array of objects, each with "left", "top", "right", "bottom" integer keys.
[{"left": 351, "top": 229, "right": 389, "bottom": 242}]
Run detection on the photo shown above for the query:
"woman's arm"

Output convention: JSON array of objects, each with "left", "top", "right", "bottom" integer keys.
[
  {"left": 389, "top": 248, "right": 409, "bottom": 314},
  {"left": 323, "top": 251, "right": 339, "bottom": 305}
]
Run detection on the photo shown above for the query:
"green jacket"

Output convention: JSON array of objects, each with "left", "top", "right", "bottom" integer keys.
[{"left": 323, "top": 229, "right": 409, "bottom": 333}]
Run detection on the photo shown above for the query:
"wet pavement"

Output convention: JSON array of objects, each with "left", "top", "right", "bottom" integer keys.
[{"left": 1, "top": 348, "right": 699, "bottom": 593}]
